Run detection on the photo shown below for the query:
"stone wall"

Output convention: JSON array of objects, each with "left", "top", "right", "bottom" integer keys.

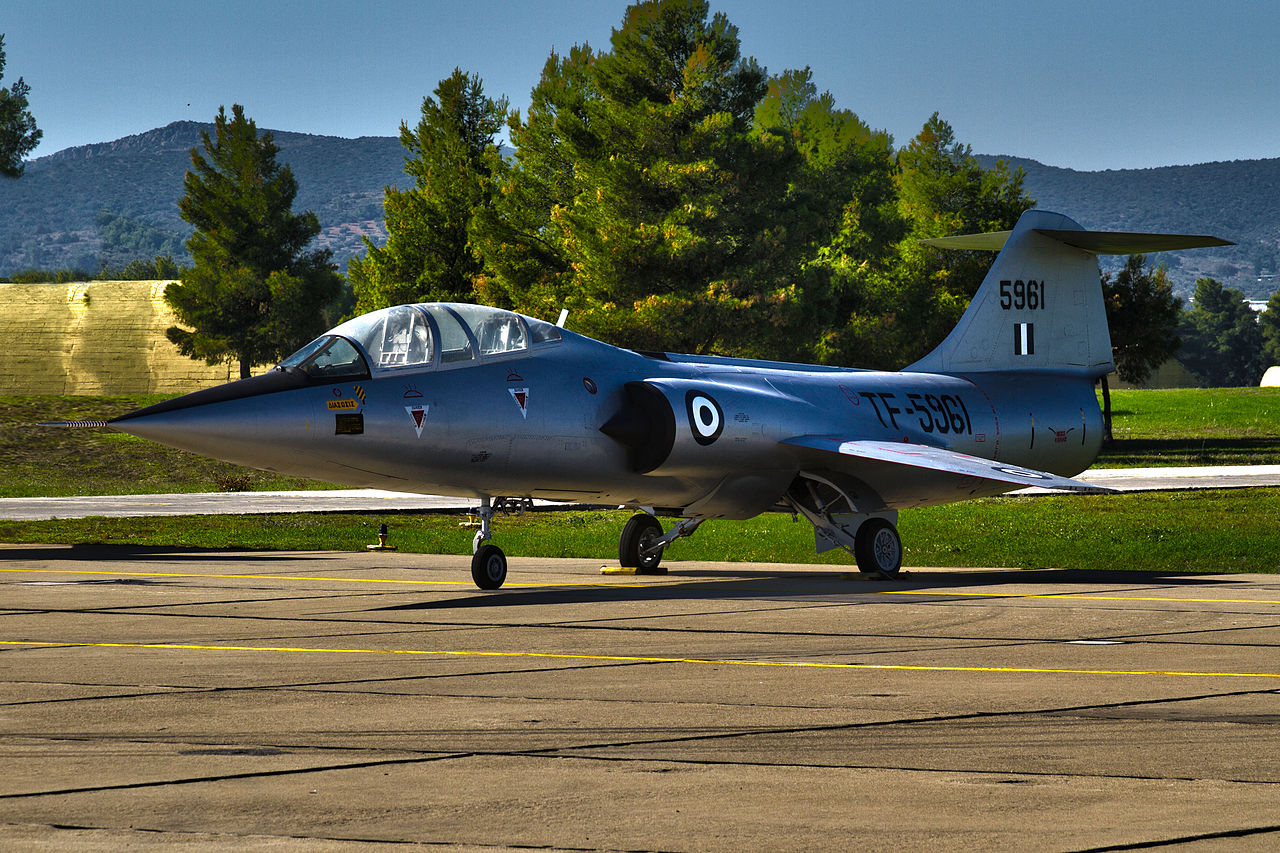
[{"left": 1, "top": 281, "right": 234, "bottom": 394}]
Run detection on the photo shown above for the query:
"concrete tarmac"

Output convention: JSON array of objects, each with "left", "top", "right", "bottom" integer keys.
[{"left": 1, "top": 545, "right": 1278, "bottom": 851}]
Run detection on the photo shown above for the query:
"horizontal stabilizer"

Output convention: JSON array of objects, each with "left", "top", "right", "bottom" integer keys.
[
  {"left": 781, "top": 436, "right": 1114, "bottom": 494},
  {"left": 923, "top": 228, "right": 1234, "bottom": 255}
]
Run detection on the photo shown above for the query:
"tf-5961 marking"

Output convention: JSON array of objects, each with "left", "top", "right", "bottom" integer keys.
[{"left": 857, "top": 391, "right": 973, "bottom": 435}]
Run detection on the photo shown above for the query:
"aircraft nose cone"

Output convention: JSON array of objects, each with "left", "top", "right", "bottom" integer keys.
[{"left": 109, "top": 369, "right": 314, "bottom": 468}]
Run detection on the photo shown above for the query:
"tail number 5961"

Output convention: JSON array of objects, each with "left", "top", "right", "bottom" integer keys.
[{"left": 999, "top": 279, "right": 1044, "bottom": 311}]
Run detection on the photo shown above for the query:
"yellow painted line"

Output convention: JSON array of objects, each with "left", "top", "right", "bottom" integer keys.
[
  {"left": 3, "top": 567, "right": 1277, "bottom": 605},
  {"left": 2, "top": 639, "right": 1278, "bottom": 680}
]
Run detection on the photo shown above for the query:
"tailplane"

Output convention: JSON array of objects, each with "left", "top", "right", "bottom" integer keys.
[{"left": 906, "top": 209, "right": 1231, "bottom": 376}]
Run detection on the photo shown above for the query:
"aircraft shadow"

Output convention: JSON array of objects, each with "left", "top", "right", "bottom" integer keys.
[{"left": 381, "top": 566, "right": 1245, "bottom": 610}]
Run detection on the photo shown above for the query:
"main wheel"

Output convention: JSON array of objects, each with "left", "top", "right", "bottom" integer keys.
[
  {"left": 619, "top": 513, "right": 664, "bottom": 570},
  {"left": 471, "top": 543, "right": 507, "bottom": 589},
  {"left": 854, "top": 518, "right": 902, "bottom": 578}
]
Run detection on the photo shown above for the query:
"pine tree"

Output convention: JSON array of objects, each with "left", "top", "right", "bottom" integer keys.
[
  {"left": 165, "top": 105, "right": 341, "bottom": 378},
  {"left": 348, "top": 69, "right": 507, "bottom": 313},
  {"left": 0, "top": 34, "right": 42, "bottom": 178},
  {"left": 470, "top": 47, "right": 596, "bottom": 318},
  {"left": 755, "top": 67, "right": 902, "bottom": 365},
  {"left": 1102, "top": 255, "right": 1182, "bottom": 384},
  {"left": 1261, "top": 290, "right": 1280, "bottom": 369},
  {"left": 477, "top": 0, "right": 799, "bottom": 355}
]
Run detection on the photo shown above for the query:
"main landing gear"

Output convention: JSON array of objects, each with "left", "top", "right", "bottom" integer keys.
[
  {"left": 618, "top": 512, "right": 703, "bottom": 571},
  {"left": 784, "top": 473, "right": 903, "bottom": 578}
]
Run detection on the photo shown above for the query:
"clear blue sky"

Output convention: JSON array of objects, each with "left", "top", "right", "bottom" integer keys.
[{"left": 3, "top": 0, "right": 1277, "bottom": 171}]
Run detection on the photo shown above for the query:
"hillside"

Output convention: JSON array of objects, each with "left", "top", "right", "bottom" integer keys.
[
  {"left": 0, "top": 121, "right": 408, "bottom": 274},
  {"left": 979, "top": 155, "right": 1280, "bottom": 299},
  {"left": 2, "top": 122, "right": 1276, "bottom": 301}
]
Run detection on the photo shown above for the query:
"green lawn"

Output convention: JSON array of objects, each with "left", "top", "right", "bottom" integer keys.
[{"left": 1095, "top": 387, "right": 1280, "bottom": 467}]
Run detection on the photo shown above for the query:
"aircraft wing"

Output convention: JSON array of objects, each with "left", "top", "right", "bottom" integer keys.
[{"left": 780, "top": 436, "right": 1115, "bottom": 498}]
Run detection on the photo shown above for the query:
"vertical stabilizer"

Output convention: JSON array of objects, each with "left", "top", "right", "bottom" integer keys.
[
  {"left": 907, "top": 210, "right": 1113, "bottom": 376},
  {"left": 907, "top": 210, "right": 1231, "bottom": 376}
]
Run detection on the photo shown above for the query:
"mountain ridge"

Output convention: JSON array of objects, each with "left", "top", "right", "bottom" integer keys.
[
  {"left": 3, "top": 123, "right": 1275, "bottom": 299},
  {"left": 2, "top": 121, "right": 408, "bottom": 275},
  {"left": 977, "top": 154, "right": 1278, "bottom": 297}
]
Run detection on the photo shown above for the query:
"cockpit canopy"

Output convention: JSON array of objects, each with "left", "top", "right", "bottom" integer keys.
[{"left": 277, "top": 303, "right": 561, "bottom": 380}]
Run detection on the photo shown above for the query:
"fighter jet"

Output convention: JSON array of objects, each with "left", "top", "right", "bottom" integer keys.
[{"left": 71, "top": 210, "right": 1230, "bottom": 588}]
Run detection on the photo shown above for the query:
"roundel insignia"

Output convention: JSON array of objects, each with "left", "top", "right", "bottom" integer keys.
[
  {"left": 685, "top": 390, "right": 723, "bottom": 446},
  {"left": 991, "top": 464, "right": 1051, "bottom": 480}
]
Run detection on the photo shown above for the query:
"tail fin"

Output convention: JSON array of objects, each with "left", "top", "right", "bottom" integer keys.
[{"left": 906, "top": 209, "right": 1231, "bottom": 377}]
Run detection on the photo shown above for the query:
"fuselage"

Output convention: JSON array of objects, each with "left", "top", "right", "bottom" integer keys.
[{"left": 111, "top": 303, "right": 1103, "bottom": 516}]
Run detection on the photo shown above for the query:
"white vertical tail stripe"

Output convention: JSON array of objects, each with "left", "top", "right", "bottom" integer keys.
[{"left": 1015, "top": 322, "right": 1034, "bottom": 356}]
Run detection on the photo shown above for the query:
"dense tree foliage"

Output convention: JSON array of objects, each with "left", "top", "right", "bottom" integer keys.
[
  {"left": 2, "top": 267, "right": 92, "bottom": 284},
  {"left": 1102, "top": 255, "right": 1183, "bottom": 385},
  {"left": 0, "top": 34, "right": 41, "bottom": 178},
  {"left": 95, "top": 210, "right": 185, "bottom": 272},
  {"left": 348, "top": 69, "right": 507, "bottom": 313},
  {"left": 1177, "top": 278, "right": 1264, "bottom": 387},
  {"left": 352, "top": 2, "right": 1040, "bottom": 367},
  {"left": 475, "top": 1, "right": 1029, "bottom": 363},
  {"left": 99, "top": 255, "right": 181, "bottom": 280},
  {"left": 803, "top": 112, "right": 1032, "bottom": 368},
  {"left": 166, "top": 105, "right": 342, "bottom": 378},
  {"left": 752, "top": 67, "right": 901, "bottom": 364}
]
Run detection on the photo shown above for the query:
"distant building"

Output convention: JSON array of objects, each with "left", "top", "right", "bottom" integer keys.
[{"left": 1111, "top": 360, "right": 1200, "bottom": 390}]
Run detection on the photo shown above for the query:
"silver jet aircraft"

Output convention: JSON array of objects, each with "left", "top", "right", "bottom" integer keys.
[{"left": 88, "top": 210, "right": 1229, "bottom": 588}]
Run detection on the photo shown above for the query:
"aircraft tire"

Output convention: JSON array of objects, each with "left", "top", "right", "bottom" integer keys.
[
  {"left": 619, "top": 513, "right": 664, "bottom": 570},
  {"left": 471, "top": 544, "right": 508, "bottom": 589},
  {"left": 854, "top": 518, "right": 902, "bottom": 578}
]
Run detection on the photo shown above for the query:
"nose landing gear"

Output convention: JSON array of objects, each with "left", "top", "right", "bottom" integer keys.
[{"left": 468, "top": 496, "right": 515, "bottom": 589}]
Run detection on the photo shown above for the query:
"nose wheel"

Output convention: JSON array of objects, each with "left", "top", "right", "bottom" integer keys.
[{"left": 471, "top": 543, "right": 507, "bottom": 589}]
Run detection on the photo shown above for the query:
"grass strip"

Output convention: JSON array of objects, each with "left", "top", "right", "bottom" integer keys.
[{"left": 2, "top": 489, "right": 1276, "bottom": 574}]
